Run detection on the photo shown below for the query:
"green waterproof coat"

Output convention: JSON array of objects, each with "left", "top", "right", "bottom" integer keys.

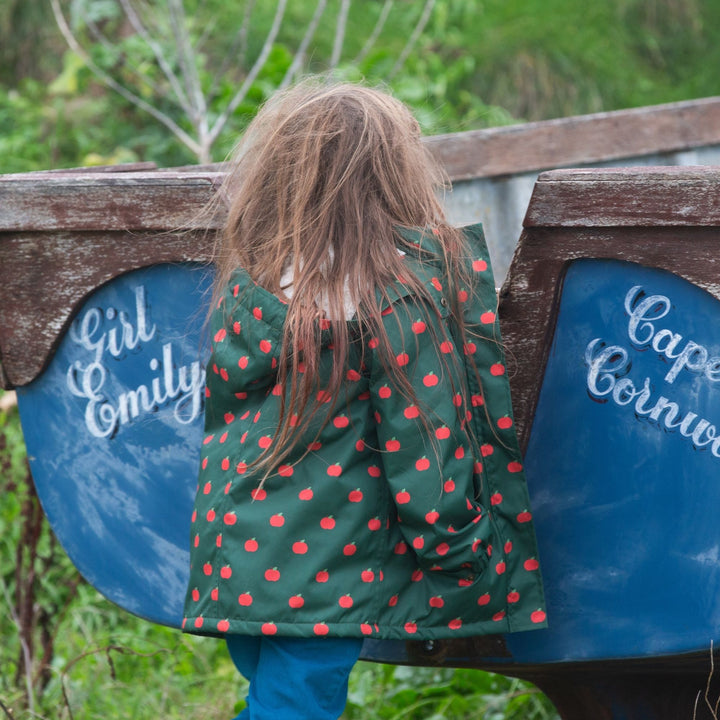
[{"left": 182, "top": 224, "right": 547, "bottom": 641}]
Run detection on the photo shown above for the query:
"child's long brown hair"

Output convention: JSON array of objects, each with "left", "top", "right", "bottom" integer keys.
[{"left": 213, "top": 78, "right": 477, "bottom": 475}]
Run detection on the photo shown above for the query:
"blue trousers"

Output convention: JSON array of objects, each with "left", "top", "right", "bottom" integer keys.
[{"left": 226, "top": 635, "right": 363, "bottom": 720}]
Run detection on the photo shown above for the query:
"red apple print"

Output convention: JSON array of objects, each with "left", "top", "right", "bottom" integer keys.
[
  {"left": 223, "top": 411, "right": 235, "bottom": 425},
  {"left": 298, "top": 487, "right": 313, "bottom": 501},
  {"left": 435, "top": 426, "right": 451, "bottom": 440},
  {"left": 422, "top": 372, "right": 439, "bottom": 387},
  {"left": 378, "top": 385, "right": 392, "bottom": 399},
  {"left": 440, "top": 340, "right": 453, "bottom": 354},
  {"left": 458, "top": 576, "right": 474, "bottom": 587},
  {"left": 355, "top": 439, "right": 365, "bottom": 452},
  {"left": 214, "top": 328, "right": 227, "bottom": 343},
  {"left": 221, "top": 457, "right": 230, "bottom": 471},
  {"left": 425, "top": 509, "right": 439, "bottom": 524},
  {"left": 368, "top": 517, "right": 381, "bottom": 531},
  {"left": 251, "top": 487, "right": 266, "bottom": 500},
  {"left": 361, "top": 569, "right": 375, "bottom": 583},
  {"left": 478, "top": 593, "right": 491, "bottom": 606},
  {"left": 507, "top": 461, "right": 523, "bottom": 473},
  {"left": 361, "top": 623, "right": 373, "bottom": 635},
  {"left": 244, "top": 538, "right": 258, "bottom": 552},
  {"left": 265, "top": 568, "right": 280, "bottom": 582},
  {"left": 385, "top": 438, "right": 401, "bottom": 452},
  {"left": 381, "top": 305, "right": 393, "bottom": 316},
  {"left": 203, "top": 434, "right": 214, "bottom": 445},
  {"left": 203, "top": 481, "right": 212, "bottom": 494},
  {"left": 368, "top": 337, "right": 379, "bottom": 349},
  {"left": 412, "top": 536, "right": 425, "bottom": 550},
  {"left": 206, "top": 508, "right": 216, "bottom": 522},
  {"left": 252, "top": 306, "right": 262, "bottom": 320},
  {"left": 289, "top": 595, "right": 304, "bottom": 609},
  {"left": 368, "top": 465, "right": 381, "bottom": 478},
  {"left": 497, "top": 416, "right": 513, "bottom": 429},
  {"left": 348, "top": 488, "right": 363, "bottom": 502},
  {"left": 453, "top": 393, "right": 463, "bottom": 407},
  {"left": 223, "top": 512, "right": 237, "bottom": 525},
  {"left": 524, "top": 558, "right": 540, "bottom": 571},
  {"left": 320, "top": 516, "right": 336, "bottom": 530},
  {"left": 316, "top": 569, "right": 329, "bottom": 583},
  {"left": 193, "top": 534, "right": 200, "bottom": 550},
  {"left": 472, "top": 258, "right": 488, "bottom": 272},
  {"left": 404, "top": 404, "right": 420, "bottom": 419},
  {"left": 314, "top": 623, "right": 329, "bottom": 636},
  {"left": 216, "top": 533, "right": 224, "bottom": 547},
  {"left": 472, "top": 394, "right": 484, "bottom": 407},
  {"left": 481, "top": 444, "right": 494, "bottom": 457},
  {"left": 389, "top": 595, "right": 399, "bottom": 606},
  {"left": 443, "top": 478, "right": 456, "bottom": 493},
  {"left": 346, "top": 368, "right": 362, "bottom": 381},
  {"left": 457, "top": 289, "right": 469, "bottom": 302},
  {"left": 490, "top": 363, "right": 505, "bottom": 376},
  {"left": 238, "top": 356, "right": 249, "bottom": 369},
  {"left": 317, "top": 390, "right": 332, "bottom": 403},
  {"left": 495, "top": 561, "right": 506, "bottom": 575},
  {"left": 517, "top": 510, "right": 533, "bottom": 523},
  {"left": 411, "top": 569, "right": 424, "bottom": 582},
  {"left": 327, "top": 463, "right": 342, "bottom": 477},
  {"left": 396, "top": 352, "right": 410, "bottom": 367},
  {"left": 261, "top": 622, "right": 277, "bottom": 635},
  {"left": 333, "top": 414, "right": 350, "bottom": 429},
  {"left": 404, "top": 621, "right": 418, "bottom": 634},
  {"left": 504, "top": 541, "right": 513, "bottom": 556},
  {"left": 220, "top": 367, "right": 229, "bottom": 381},
  {"left": 474, "top": 461, "right": 483, "bottom": 475},
  {"left": 412, "top": 319, "right": 427, "bottom": 334},
  {"left": 344, "top": 543, "right": 357, "bottom": 556},
  {"left": 219, "top": 432, "right": 228, "bottom": 444},
  {"left": 258, "top": 435, "right": 273, "bottom": 449},
  {"left": 278, "top": 464, "right": 294, "bottom": 477},
  {"left": 490, "top": 492, "right": 503, "bottom": 506},
  {"left": 258, "top": 339, "right": 272, "bottom": 354},
  {"left": 308, "top": 441, "right": 323, "bottom": 451},
  {"left": 436, "top": 542, "right": 450, "bottom": 556},
  {"left": 292, "top": 540, "right": 308, "bottom": 554},
  {"left": 240, "top": 432, "right": 248, "bottom": 443},
  {"left": 431, "top": 277, "right": 442, "bottom": 291},
  {"left": 464, "top": 342, "right": 477, "bottom": 355},
  {"left": 203, "top": 562, "right": 212, "bottom": 576},
  {"left": 233, "top": 321, "right": 241, "bottom": 334},
  {"left": 454, "top": 446, "right": 465, "bottom": 460},
  {"left": 394, "top": 541, "right": 408, "bottom": 554},
  {"left": 319, "top": 317, "right": 332, "bottom": 329},
  {"left": 374, "top": 410, "right": 382, "bottom": 424},
  {"left": 253, "top": 411, "right": 262, "bottom": 423},
  {"left": 211, "top": 587, "right": 219, "bottom": 600},
  {"left": 271, "top": 383, "right": 283, "bottom": 396},
  {"left": 194, "top": 616, "right": 204, "bottom": 629},
  {"left": 429, "top": 596, "right": 444, "bottom": 608},
  {"left": 338, "top": 595, "right": 354, "bottom": 608},
  {"left": 269, "top": 513, "right": 285, "bottom": 528},
  {"left": 493, "top": 610, "right": 506, "bottom": 622},
  {"left": 220, "top": 565, "right": 232, "bottom": 579},
  {"left": 448, "top": 618, "right": 463, "bottom": 630},
  {"left": 507, "top": 590, "right": 520, "bottom": 604},
  {"left": 480, "top": 311, "right": 496, "bottom": 325},
  {"left": 531, "top": 609, "right": 547, "bottom": 624},
  {"left": 191, "top": 587, "right": 200, "bottom": 602},
  {"left": 395, "top": 489, "right": 411, "bottom": 504},
  {"left": 415, "top": 457, "right": 430, "bottom": 471}
]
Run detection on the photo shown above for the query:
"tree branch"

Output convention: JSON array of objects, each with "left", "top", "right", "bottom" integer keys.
[
  {"left": 116, "top": 0, "right": 193, "bottom": 115},
  {"left": 207, "top": 0, "right": 288, "bottom": 149},
  {"left": 388, "top": 0, "right": 435, "bottom": 79},
  {"left": 354, "top": 0, "right": 393, "bottom": 65},
  {"left": 279, "top": 0, "right": 328, "bottom": 90},
  {"left": 329, "top": 0, "right": 351, "bottom": 69},
  {"left": 50, "top": 0, "right": 202, "bottom": 159}
]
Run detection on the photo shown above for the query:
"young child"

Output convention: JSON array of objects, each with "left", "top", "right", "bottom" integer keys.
[{"left": 182, "top": 79, "right": 546, "bottom": 719}]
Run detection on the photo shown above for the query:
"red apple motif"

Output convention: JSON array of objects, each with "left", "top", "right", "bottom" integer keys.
[
  {"left": 425, "top": 509, "right": 439, "bottom": 524},
  {"left": 388, "top": 595, "right": 399, "bottom": 606},
  {"left": 221, "top": 457, "right": 230, "bottom": 471},
  {"left": 472, "top": 258, "right": 488, "bottom": 272},
  {"left": 404, "top": 621, "right": 418, "bottom": 634},
  {"left": 464, "top": 342, "right": 477, "bottom": 355},
  {"left": 191, "top": 587, "right": 200, "bottom": 602},
  {"left": 338, "top": 595, "right": 354, "bottom": 608},
  {"left": 411, "top": 569, "right": 424, "bottom": 582},
  {"left": 289, "top": 595, "right": 304, "bottom": 609},
  {"left": 316, "top": 570, "right": 329, "bottom": 583},
  {"left": 504, "top": 540, "right": 513, "bottom": 554},
  {"left": 480, "top": 311, "right": 496, "bottom": 324},
  {"left": 495, "top": 561, "right": 506, "bottom": 575},
  {"left": 378, "top": 385, "right": 392, "bottom": 399},
  {"left": 507, "top": 590, "right": 520, "bottom": 604},
  {"left": 216, "top": 533, "right": 223, "bottom": 547},
  {"left": 223, "top": 412, "right": 234, "bottom": 424},
  {"left": 429, "top": 596, "right": 444, "bottom": 608},
  {"left": 264, "top": 567, "right": 280, "bottom": 582},
  {"left": 346, "top": 369, "right": 362, "bottom": 381},
  {"left": 333, "top": 414, "right": 350, "bottom": 428},
  {"left": 244, "top": 538, "right": 258, "bottom": 552},
  {"left": 211, "top": 587, "right": 219, "bottom": 601},
  {"left": 444, "top": 478, "right": 456, "bottom": 492},
  {"left": 206, "top": 509, "right": 216, "bottom": 522},
  {"left": 237, "top": 461, "right": 248, "bottom": 474},
  {"left": 490, "top": 492, "right": 503, "bottom": 506},
  {"left": 320, "top": 516, "right": 336, "bottom": 530},
  {"left": 344, "top": 543, "right": 357, "bottom": 556},
  {"left": 298, "top": 487, "right": 313, "bottom": 501},
  {"left": 404, "top": 404, "right": 420, "bottom": 419},
  {"left": 394, "top": 541, "right": 408, "bottom": 554},
  {"left": 477, "top": 593, "right": 491, "bottom": 606},
  {"left": 412, "top": 536, "right": 425, "bottom": 550},
  {"left": 493, "top": 610, "right": 506, "bottom": 622},
  {"left": 435, "top": 426, "right": 451, "bottom": 440},
  {"left": 396, "top": 352, "right": 410, "bottom": 367},
  {"left": 440, "top": 340, "right": 453, "bottom": 354},
  {"left": 360, "top": 623, "right": 373, "bottom": 635},
  {"left": 238, "top": 356, "right": 249, "bottom": 369},
  {"left": 278, "top": 464, "right": 294, "bottom": 477},
  {"left": 270, "top": 513, "right": 285, "bottom": 527},
  {"left": 258, "top": 435, "right": 273, "bottom": 449},
  {"left": 361, "top": 569, "right": 375, "bottom": 583},
  {"left": 412, "top": 319, "right": 427, "bottom": 334},
  {"left": 252, "top": 306, "right": 262, "bottom": 320},
  {"left": 524, "top": 558, "right": 540, "bottom": 571},
  {"left": 517, "top": 510, "right": 533, "bottom": 523},
  {"left": 216, "top": 619, "right": 230, "bottom": 632},
  {"left": 368, "top": 465, "right": 381, "bottom": 478},
  {"left": 308, "top": 441, "right": 322, "bottom": 451},
  {"left": 220, "top": 368, "right": 229, "bottom": 381},
  {"left": 395, "top": 489, "right": 411, "bottom": 504},
  {"left": 233, "top": 321, "right": 241, "bottom": 334},
  {"left": 251, "top": 486, "right": 266, "bottom": 500},
  {"left": 457, "top": 289, "right": 469, "bottom": 303},
  {"left": 327, "top": 463, "right": 342, "bottom": 477},
  {"left": 415, "top": 457, "right": 430, "bottom": 471},
  {"left": 203, "top": 481, "right": 212, "bottom": 494},
  {"left": 314, "top": 623, "right": 329, "bottom": 636},
  {"left": 220, "top": 565, "right": 232, "bottom": 579},
  {"left": 481, "top": 444, "right": 494, "bottom": 457},
  {"left": 368, "top": 517, "right": 381, "bottom": 531},
  {"left": 423, "top": 372, "right": 439, "bottom": 387},
  {"left": 436, "top": 542, "right": 450, "bottom": 556},
  {"left": 261, "top": 622, "right": 277, "bottom": 635},
  {"left": 292, "top": 540, "right": 308, "bottom": 555},
  {"left": 194, "top": 616, "right": 204, "bottom": 629},
  {"left": 497, "top": 416, "right": 513, "bottom": 429},
  {"left": 348, "top": 488, "right": 363, "bottom": 502},
  {"left": 385, "top": 438, "right": 401, "bottom": 452},
  {"left": 531, "top": 609, "right": 547, "bottom": 624},
  {"left": 214, "top": 328, "right": 227, "bottom": 343},
  {"left": 259, "top": 339, "right": 272, "bottom": 354},
  {"left": 202, "top": 562, "right": 212, "bottom": 576},
  {"left": 448, "top": 618, "right": 463, "bottom": 630}
]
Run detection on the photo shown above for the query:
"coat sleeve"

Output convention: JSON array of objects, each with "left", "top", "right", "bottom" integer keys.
[{"left": 368, "top": 296, "right": 490, "bottom": 578}]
